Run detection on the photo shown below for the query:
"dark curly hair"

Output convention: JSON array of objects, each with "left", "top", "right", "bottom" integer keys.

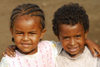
[
  {"left": 10, "top": 3, "right": 45, "bottom": 29},
  {"left": 10, "top": 3, "right": 45, "bottom": 42},
  {"left": 52, "top": 3, "right": 89, "bottom": 36}
]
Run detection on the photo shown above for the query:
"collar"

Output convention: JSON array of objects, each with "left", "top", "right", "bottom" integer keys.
[{"left": 59, "top": 46, "right": 87, "bottom": 60}]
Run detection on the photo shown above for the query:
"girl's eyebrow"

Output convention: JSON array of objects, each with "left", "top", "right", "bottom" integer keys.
[
  {"left": 15, "top": 30, "right": 37, "bottom": 32},
  {"left": 15, "top": 30, "right": 22, "bottom": 32}
]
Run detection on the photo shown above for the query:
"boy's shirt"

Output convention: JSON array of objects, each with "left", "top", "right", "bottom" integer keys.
[
  {"left": 0, "top": 40, "right": 57, "bottom": 67},
  {"left": 55, "top": 43, "right": 100, "bottom": 67}
]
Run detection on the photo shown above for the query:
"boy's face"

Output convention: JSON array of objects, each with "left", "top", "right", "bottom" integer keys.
[
  {"left": 58, "top": 23, "right": 88, "bottom": 57},
  {"left": 10, "top": 15, "right": 46, "bottom": 55}
]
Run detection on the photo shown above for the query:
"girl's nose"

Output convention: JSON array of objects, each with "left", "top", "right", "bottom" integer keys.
[{"left": 22, "top": 34, "right": 29, "bottom": 41}]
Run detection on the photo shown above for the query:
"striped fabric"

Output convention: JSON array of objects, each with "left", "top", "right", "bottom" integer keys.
[{"left": 0, "top": 40, "right": 57, "bottom": 67}]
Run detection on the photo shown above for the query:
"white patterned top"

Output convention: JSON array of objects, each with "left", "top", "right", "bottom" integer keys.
[{"left": 0, "top": 40, "right": 57, "bottom": 67}]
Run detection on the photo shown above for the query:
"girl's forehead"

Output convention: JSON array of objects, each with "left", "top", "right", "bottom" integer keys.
[
  {"left": 13, "top": 15, "right": 42, "bottom": 28},
  {"left": 13, "top": 15, "right": 41, "bottom": 25}
]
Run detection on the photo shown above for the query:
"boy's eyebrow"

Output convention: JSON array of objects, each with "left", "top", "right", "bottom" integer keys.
[
  {"left": 28, "top": 31, "right": 37, "bottom": 33},
  {"left": 63, "top": 36, "right": 70, "bottom": 38},
  {"left": 62, "top": 35, "right": 70, "bottom": 37},
  {"left": 75, "top": 30, "right": 82, "bottom": 33},
  {"left": 76, "top": 32, "right": 81, "bottom": 34}
]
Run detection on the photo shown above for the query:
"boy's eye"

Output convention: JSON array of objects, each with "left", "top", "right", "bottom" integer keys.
[
  {"left": 63, "top": 36, "right": 70, "bottom": 40},
  {"left": 16, "top": 32, "right": 23, "bottom": 34}
]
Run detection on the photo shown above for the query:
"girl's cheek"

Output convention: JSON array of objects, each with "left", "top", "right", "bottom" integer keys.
[
  {"left": 30, "top": 35, "right": 40, "bottom": 41},
  {"left": 14, "top": 36, "right": 22, "bottom": 41}
]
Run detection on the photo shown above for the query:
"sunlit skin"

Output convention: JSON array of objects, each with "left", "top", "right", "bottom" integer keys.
[
  {"left": 58, "top": 23, "right": 88, "bottom": 57},
  {"left": 10, "top": 15, "right": 46, "bottom": 55}
]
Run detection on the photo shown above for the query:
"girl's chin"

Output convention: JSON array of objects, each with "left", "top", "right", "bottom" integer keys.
[{"left": 18, "top": 48, "right": 37, "bottom": 55}]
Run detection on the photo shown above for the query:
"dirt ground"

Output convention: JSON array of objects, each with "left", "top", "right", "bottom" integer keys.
[{"left": 0, "top": 0, "right": 100, "bottom": 60}]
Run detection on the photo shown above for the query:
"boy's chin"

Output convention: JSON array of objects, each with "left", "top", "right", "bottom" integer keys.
[
  {"left": 67, "top": 50, "right": 83, "bottom": 58},
  {"left": 68, "top": 52, "right": 79, "bottom": 58},
  {"left": 66, "top": 48, "right": 84, "bottom": 58}
]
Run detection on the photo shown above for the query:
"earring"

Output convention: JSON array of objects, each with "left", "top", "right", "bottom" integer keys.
[{"left": 12, "top": 37, "right": 15, "bottom": 42}]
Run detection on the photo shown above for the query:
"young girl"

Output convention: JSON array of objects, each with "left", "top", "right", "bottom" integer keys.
[{"left": 0, "top": 3, "right": 57, "bottom": 67}]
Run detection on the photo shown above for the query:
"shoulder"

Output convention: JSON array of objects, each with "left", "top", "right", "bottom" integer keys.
[
  {"left": 38, "top": 40, "right": 56, "bottom": 48},
  {"left": 40, "top": 40, "right": 63, "bottom": 54},
  {"left": 0, "top": 51, "right": 21, "bottom": 63},
  {"left": 97, "top": 58, "right": 100, "bottom": 67},
  {"left": 0, "top": 56, "right": 11, "bottom": 67},
  {"left": 39, "top": 40, "right": 54, "bottom": 45},
  {"left": 52, "top": 41, "right": 62, "bottom": 55},
  {"left": 38, "top": 40, "right": 58, "bottom": 55},
  {"left": 84, "top": 46, "right": 92, "bottom": 55},
  {"left": 83, "top": 46, "right": 98, "bottom": 61}
]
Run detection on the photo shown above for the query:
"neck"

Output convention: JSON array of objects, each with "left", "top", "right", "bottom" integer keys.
[
  {"left": 17, "top": 47, "right": 38, "bottom": 55},
  {"left": 62, "top": 48, "right": 84, "bottom": 59}
]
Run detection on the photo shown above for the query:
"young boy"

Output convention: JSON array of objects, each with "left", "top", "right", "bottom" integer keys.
[{"left": 52, "top": 3, "right": 100, "bottom": 67}]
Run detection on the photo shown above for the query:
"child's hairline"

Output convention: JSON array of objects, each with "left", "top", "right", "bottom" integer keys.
[
  {"left": 10, "top": 14, "right": 45, "bottom": 30},
  {"left": 54, "top": 22, "right": 89, "bottom": 36}
]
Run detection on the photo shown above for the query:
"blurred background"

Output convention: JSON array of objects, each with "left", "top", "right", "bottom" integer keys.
[{"left": 0, "top": 0, "right": 100, "bottom": 60}]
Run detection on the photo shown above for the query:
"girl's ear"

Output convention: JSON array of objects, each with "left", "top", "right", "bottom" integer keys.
[
  {"left": 10, "top": 28, "right": 15, "bottom": 42},
  {"left": 10, "top": 28, "right": 13, "bottom": 35},
  {"left": 40, "top": 29, "right": 46, "bottom": 39}
]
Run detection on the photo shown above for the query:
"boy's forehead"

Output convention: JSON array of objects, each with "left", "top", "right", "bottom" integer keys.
[{"left": 59, "top": 23, "right": 84, "bottom": 34}]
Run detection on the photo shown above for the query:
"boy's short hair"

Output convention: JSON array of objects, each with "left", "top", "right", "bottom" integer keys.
[{"left": 52, "top": 3, "right": 89, "bottom": 36}]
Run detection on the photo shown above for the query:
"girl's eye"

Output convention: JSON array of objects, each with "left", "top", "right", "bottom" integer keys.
[
  {"left": 75, "top": 35, "right": 81, "bottom": 38},
  {"left": 29, "top": 32, "right": 36, "bottom": 35}
]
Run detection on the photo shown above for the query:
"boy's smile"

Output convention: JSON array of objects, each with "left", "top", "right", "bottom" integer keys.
[
  {"left": 58, "top": 23, "right": 88, "bottom": 57},
  {"left": 10, "top": 15, "right": 45, "bottom": 55}
]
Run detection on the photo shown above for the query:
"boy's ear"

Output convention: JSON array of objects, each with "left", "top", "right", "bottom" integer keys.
[
  {"left": 40, "top": 29, "right": 46, "bottom": 39},
  {"left": 85, "top": 31, "right": 88, "bottom": 39},
  {"left": 57, "top": 36, "right": 60, "bottom": 40}
]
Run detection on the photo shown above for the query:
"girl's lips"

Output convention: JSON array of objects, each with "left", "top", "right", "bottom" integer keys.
[{"left": 21, "top": 43, "right": 32, "bottom": 48}]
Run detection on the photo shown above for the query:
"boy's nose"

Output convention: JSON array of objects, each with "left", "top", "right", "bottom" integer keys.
[{"left": 70, "top": 38, "right": 75, "bottom": 46}]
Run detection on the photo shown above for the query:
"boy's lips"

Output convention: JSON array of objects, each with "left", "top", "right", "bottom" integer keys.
[{"left": 68, "top": 46, "right": 79, "bottom": 52}]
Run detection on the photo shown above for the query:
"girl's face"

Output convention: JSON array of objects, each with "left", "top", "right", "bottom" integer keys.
[
  {"left": 58, "top": 23, "right": 87, "bottom": 57},
  {"left": 10, "top": 15, "right": 46, "bottom": 55}
]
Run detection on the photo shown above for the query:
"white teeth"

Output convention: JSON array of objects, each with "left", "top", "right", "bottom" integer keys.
[
  {"left": 22, "top": 44, "right": 29, "bottom": 47},
  {"left": 69, "top": 47, "right": 78, "bottom": 52},
  {"left": 70, "top": 48, "right": 77, "bottom": 52},
  {"left": 22, "top": 43, "right": 31, "bottom": 48},
  {"left": 23, "top": 45, "right": 29, "bottom": 47}
]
